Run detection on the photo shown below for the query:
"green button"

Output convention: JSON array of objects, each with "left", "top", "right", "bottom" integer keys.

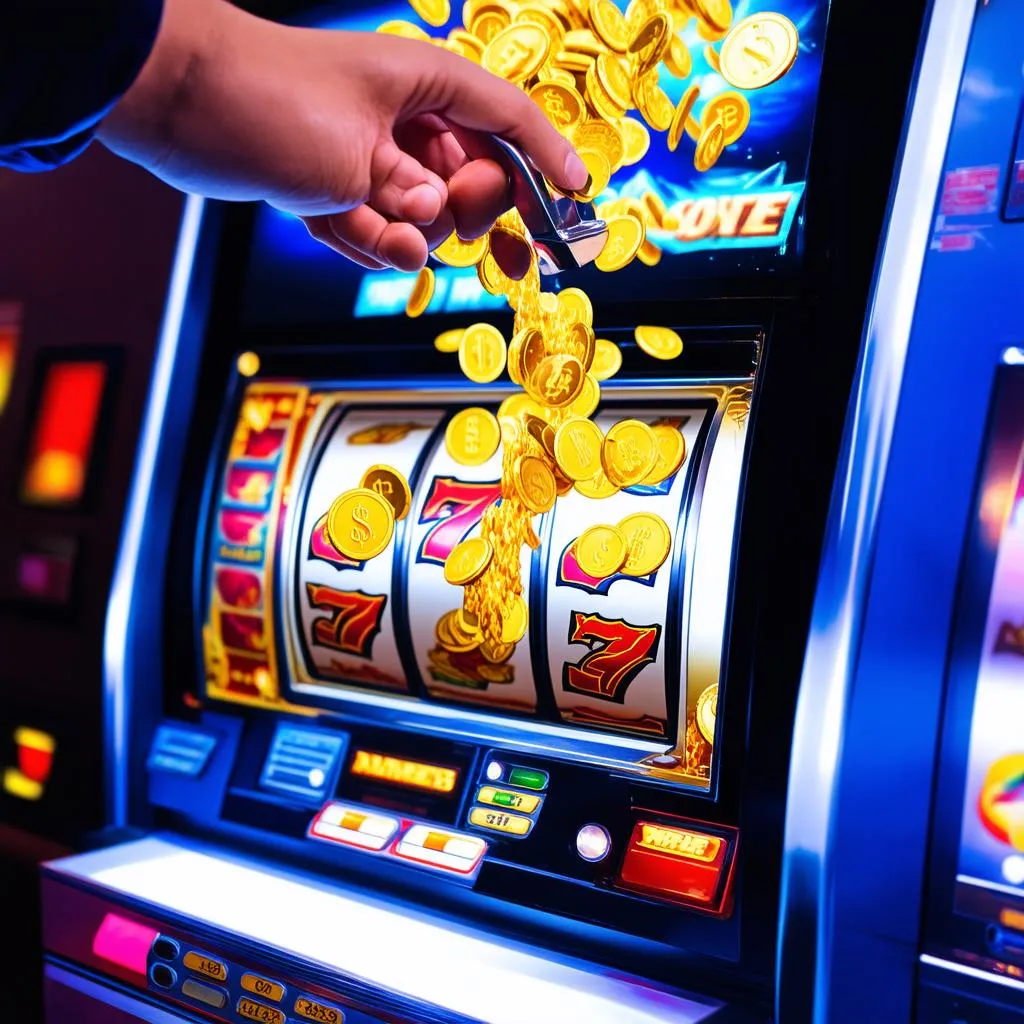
[{"left": 508, "top": 767, "right": 548, "bottom": 791}]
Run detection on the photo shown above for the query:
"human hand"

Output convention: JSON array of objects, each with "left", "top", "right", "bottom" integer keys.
[{"left": 98, "top": 0, "right": 588, "bottom": 277}]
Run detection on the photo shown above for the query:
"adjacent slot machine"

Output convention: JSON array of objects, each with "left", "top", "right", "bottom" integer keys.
[{"left": 39, "top": 0, "right": 934, "bottom": 1021}]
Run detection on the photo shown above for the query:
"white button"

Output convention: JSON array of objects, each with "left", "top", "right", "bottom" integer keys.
[
  {"left": 485, "top": 760, "right": 503, "bottom": 782},
  {"left": 576, "top": 824, "right": 611, "bottom": 862}
]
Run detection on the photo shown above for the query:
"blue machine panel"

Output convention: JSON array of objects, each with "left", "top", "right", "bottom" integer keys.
[{"left": 258, "top": 724, "right": 347, "bottom": 804}]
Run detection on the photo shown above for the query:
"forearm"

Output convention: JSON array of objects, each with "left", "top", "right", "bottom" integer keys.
[{"left": 0, "top": 0, "right": 164, "bottom": 170}]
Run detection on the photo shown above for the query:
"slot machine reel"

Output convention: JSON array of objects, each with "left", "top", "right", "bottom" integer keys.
[{"left": 489, "top": 135, "right": 609, "bottom": 275}]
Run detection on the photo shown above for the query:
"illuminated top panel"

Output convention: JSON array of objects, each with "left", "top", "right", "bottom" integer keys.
[{"left": 241, "top": 0, "right": 827, "bottom": 325}]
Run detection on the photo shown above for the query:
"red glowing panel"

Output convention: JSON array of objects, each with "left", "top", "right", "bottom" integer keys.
[
  {"left": 21, "top": 360, "right": 108, "bottom": 506},
  {"left": 92, "top": 913, "right": 158, "bottom": 975},
  {"left": 214, "top": 567, "right": 262, "bottom": 609},
  {"left": 0, "top": 321, "right": 19, "bottom": 415}
]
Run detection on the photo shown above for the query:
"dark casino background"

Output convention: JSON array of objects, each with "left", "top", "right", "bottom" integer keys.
[{"left": 2, "top": 1, "right": 1024, "bottom": 1022}]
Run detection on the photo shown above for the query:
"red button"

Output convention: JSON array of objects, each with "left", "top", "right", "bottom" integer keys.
[{"left": 618, "top": 821, "right": 728, "bottom": 906}]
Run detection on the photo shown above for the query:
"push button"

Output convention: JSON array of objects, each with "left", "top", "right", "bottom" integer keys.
[
  {"left": 182, "top": 950, "right": 228, "bottom": 982},
  {"left": 476, "top": 785, "right": 541, "bottom": 813},
  {"left": 469, "top": 807, "right": 532, "bottom": 835},
  {"left": 152, "top": 936, "right": 179, "bottom": 961},
  {"left": 181, "top": 979, "right": 227, "bottom": 1009},
  {"left": 237, "top": 996, "right": 285, "bottom": 1024},
  {"left": 241, "top": 972, "right": 285, "bottom": 1003}
]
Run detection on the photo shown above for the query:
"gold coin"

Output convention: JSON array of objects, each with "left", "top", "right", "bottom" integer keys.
[
  {"left": 444, "top": 536, "right": 494, "bottom": 585},
  {"left": 470, "top": 7, "right": 511, "bottom": 45},
  {"left": 643, "top": 190, "right": 668, "bottom": 227},
  {"left": 558, "top": 287, "right": 593, "bottom": 325},
  {"left": 483, "top": 24, "right": 551, "bottom": 82},
  {"left": 555, "top": 49, "right": 593, "bottom": 74},
  {"left": 527, "top": 353, "right": 586, "bottom": 407},
  {"left": 518, "top": 3, "right": 566, "bottom": 45},
  {"left": 618, "top": 511, "right": 672, "bottom": 576},
  {"left": 434, "top": 328, "right": 464, "bottom": 353},
  {"left": 480, "top": 638, "right": 516, "bottom": 663},
  {"left": 602, "top": 418, "right": 658, "bottom": 487},
  {"left": 513, "top": 454, "right": 557, "bottom": 513},
  {"left": 635, "top": 324, "right": 683, "bottom": 360},
  {"left": 529, "top": 81, "right": 586, "bottom": 131},
  {"left": 433, "top": 231, "right": 488, "bottom": 267},
  {"left": 633, "top": 72, "right": 674, "bottom": 132},
  {"left": 574, "top": 524, "right": 628, "bottom": 578},
  {"left": 575, "top": 466, "right": 618, "bottom": 499},
  {"left": 459, "top": 323, "right": 506, "bottom": 383},
  {"left": 406, "top": 267, "right": 434, "bottom": 318},
  {"left": 565, "top": 147, "right": 612, "bottom": 202},
  {"left": 476, "top": 250, "right": 508, "bottom": 296},
  {"left": 573, "top": 119, "right": 624, "bottom": 174},
  {"left": 326, "top": 488, "right": 395, "bottom": 561},
  {"left": 554, "top": 417, "right": 604, "bottom": 481},
  {"left": 588, "top": 0, "right": 629, "bottom": 52},
  {"left": 668, "top": 83, "right": 700, "bottom": 152},
  {"left": 664, "top": 34, "right": 693, "bottom": 77},
  {"left": 595, "top": 53, "right": 633, "bottom": 110},
  {"left": 447, "top": 28, "right": 485, "bottom": 60},
  {"left": 628, "top": 12, "right": 672, "bottom": 75},
  {"left": 643, "top": 424, "right": 687, "bottom": 484},
  {"left": 595, "top": 215, "right": 645, "bottom": 272},
  {"left": 570, "top": 373, "right": 601, "bottom": 417},
  {"left": 696, "top": 683, "right": 718, "bottom": 744},
  {"left": 718, "top": 12, "right": 798, "bottom": 90},
  {"left": 436, "top": 610, "right": 482, "bottom": 653},
  {"left": 446, "top": 407, "right": 502, "bottom": 465},
  {"left": 694, "top": 118, "right": 726, "bottom": 171},
  {"left": 377, "top": 19, "right": 431, "bottom": 39},
  {"left": 563, "top": 27, "right": 605, "bottom": 57},
  {"left": 691, "top": 0, "right": 732, "bottom": 34},
  {"left": 409, "top": 0, "right": 451, "bottom": 27},
  {"left": 704, "top": 44, "right": 721, "bottom": 72},
  {"left": 701, "top": 89, "right": 750, "bottom": 145},
  {"left": 685, "top": 114, "right": 702, "bottom": 141},
  {"left": 360, "top": 464, "right": 413, "bottom": 521},
  {"left": 522, "top": 413, "right": 555, "bottom": 457},
  {"left": 591, "top": 338, "right": 622, "bottom": 380},
  {"left": 514, "top": 327, "right": 547, "bottom": 385},
  {"left": 500, "top": 594, "right": 529, "bottom": 644},
  {"left": 619, "top": 116, "right": 650, "bottom": 165},
  {"left": 538, "top": 66, "right": 577, "bottom": 87},
  {"left": 638, "top": 238, "right": 663, "bottom": 265},
  {"left": 539, "top": 290, "right": 559, "bottom": 314},
  {"left": 566, "top": 321, "right": 596, "bottom": 371},
  {"left": 497, "top": 393, "right": 535, "bottom": 422}
]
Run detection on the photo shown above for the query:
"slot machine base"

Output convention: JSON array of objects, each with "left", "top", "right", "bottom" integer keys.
[{"left": 42, "top": 835, "right": 731, "bottom": 1024}]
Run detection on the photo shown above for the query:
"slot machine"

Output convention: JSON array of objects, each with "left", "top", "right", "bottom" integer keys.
[
  {"left": 780, "top": 2, "right": 1024, "bottom": 1021},
  {"left": 34, "top": 0, "right": 944, "bottom": 1021}
]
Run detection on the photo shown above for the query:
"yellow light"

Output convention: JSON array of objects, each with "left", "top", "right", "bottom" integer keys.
[
  {"left": 236, "top": 351, "right": 261, "bottom": 377},
  {"left": 15, "top": 727, "right": 55, "bottom": 754},
  {"left": 350, "top": 749, "right": 458, "bottom": 793},
  {"left": 23, "top": 450, "right": 84, "bottom": 502},
  {"left": 3, "top": 767, "right": 43, "bottom": 801}
]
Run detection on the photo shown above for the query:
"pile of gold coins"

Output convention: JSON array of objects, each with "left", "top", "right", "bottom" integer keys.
[{"left": 326, "top": 0, "right": 798, "bottom": 664}]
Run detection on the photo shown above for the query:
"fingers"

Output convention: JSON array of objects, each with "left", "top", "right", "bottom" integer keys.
[
  {"left": 303, "top": 216, "right": 388, "bottom": 269},
  {"left": 417, "top": 47, "right": 589, "bottom": 193},
  {"left": 446, "top": 158, "right": 510, "bottom": 240},
  {"left": 327, "top": 206, "right": 429, "bottom": 272},
  {"left": 489, "top": 228, "right": 532, "bottom": 281},
  {"left": 369, "top": 137, "right": 448, "bottom": 226}
]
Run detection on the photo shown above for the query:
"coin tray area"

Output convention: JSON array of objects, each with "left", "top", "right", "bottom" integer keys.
[{"left": 146, "top": 934, "right": 355, "bottom": 1024}]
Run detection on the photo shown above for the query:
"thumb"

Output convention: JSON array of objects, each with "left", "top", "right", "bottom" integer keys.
[{"left": 413, "top": 45, "right": 590, "bottom": 193}]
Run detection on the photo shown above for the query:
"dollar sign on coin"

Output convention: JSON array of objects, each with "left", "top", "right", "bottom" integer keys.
[{"left": 350, "top": 504, "right": 372, "bottom": 548}]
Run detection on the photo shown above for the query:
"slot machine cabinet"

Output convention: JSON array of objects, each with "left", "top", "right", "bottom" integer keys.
[
  {"left": 37, "top": 1, "right": 939, "bottom": 1022},
  {"left": 781, "top": 2, "right": 1024, "bottom": 1021},
  {"left": 0, "top": 147, "right": 181, "bottom": 1016}
]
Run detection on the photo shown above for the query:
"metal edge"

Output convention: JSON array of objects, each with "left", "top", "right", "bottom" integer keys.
[
  {"left": 104, "top": 195, "right": 209, "bottom": 829},
  {"left": 776, "top": 0, "right": 977, "bottom": 1020}
]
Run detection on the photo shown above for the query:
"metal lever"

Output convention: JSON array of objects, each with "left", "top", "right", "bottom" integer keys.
[{"left": 489, "top": 135, "right": 609, "bottom": 275}]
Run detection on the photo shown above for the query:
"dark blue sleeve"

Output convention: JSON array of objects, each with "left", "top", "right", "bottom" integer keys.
[{"left": 0, "top": 0, "right": 165, "bottom": 171}]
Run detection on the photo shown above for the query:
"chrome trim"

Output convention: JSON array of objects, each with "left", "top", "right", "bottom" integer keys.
[
  {"left": 919, "top": 954, "right": 1024, "bottom": 994},
  {"left": 777, "top": 0, "right": 976, "bottom": 1020},
  {"left": 104, "top": 195, "right": 207, "bottom": 828}
]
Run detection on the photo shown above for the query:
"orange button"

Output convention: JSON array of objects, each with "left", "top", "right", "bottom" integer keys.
[{"left": 618, "top": 820, "right": 728, "bottom": 907}]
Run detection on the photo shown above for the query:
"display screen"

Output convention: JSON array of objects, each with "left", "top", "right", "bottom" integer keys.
[
  {"left": 954, "top": 365, "right": 1024, "bottom": 921},
  {"left": 200, "top": 377, "right": 746, "bottom": 791},
  {"left": 241, "top": 0, "right": 827, "bottom": 325},
  {"left": 19, "top": 358, "right": 109, "bottom": 507},
  {"left": 0, "top": 303, "right": 21, "bottom": 416}
]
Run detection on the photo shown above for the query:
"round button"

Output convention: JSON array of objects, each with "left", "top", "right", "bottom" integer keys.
[
  {"left": 150, "top": 964, "right": 177, "bottom": 989},
  {"left": 152, "top": 937, "right": 179, "bottom": 961},
  {"left": 576, "top": 824, "right": 612, "bottom": 863},
  {"left": 485, "top": 760, "right": 503, "bottom": 782}
]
